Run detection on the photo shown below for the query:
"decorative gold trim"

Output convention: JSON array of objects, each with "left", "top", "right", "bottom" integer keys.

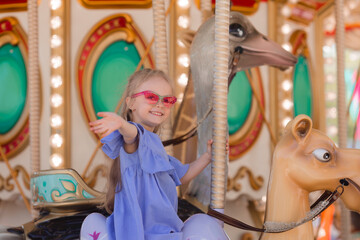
[
  {"left": 0, "top": 165, "right": 30, "bottom": 192},
  {"left": 83, "top": 164, "right": 107, "bottom": 188},
  {"left": 31, "top": 169, "right": 102, "bottom": 212},
  {"left": 0, "top": 0, "right": 41, "bottom": 12},
  {"left": 78, "top": 0, "right": 152, "bottom": 9},
  {"left": 193, "top": 0, "right": 260, "bottom": 15},
  {"left": 227, "top": 166, "right": 264, "bottom": 192}
]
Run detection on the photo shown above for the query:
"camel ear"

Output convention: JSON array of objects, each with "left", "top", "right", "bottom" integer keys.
[{"left": 291, "top": 114, "right": 312, "bottom": 143}]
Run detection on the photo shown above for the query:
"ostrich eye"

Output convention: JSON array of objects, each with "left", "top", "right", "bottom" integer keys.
[
  {"left": 312, "top": 149, "right": 332, "bottom": 162},
  {"left": 229, "top": 23, "right": 246, "bottom": 38}
]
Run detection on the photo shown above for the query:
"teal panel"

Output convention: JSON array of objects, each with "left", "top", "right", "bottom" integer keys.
[
  {"left": 293, "top": 55, "right": 312, "bottom": 117},
  {"left": 228, "top": 71, "right": 252, "bottom": 135},
  {"left": 30, "top": 174, "right": 95, "bottom": 203},
  {"left": 92, "top": 41, "right": 141, "bottom": 116},
  {"left": 0, "top": 44, "right": 27, "bottom": 134}
]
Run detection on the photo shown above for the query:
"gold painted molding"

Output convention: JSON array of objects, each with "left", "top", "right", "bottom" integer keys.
[
  {"left": 0, "top": 165, "right": 30, "bottom": 192},
  {"left": 83, "top": 164, "right": 108, "bottom": 188},
  {"left": 78, "top": 0, "right": 152, "bottom": 8},
  {"left": 227, "top": 166, "right": 264, "bottom": 192}
]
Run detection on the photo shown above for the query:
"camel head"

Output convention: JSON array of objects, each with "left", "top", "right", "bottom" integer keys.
[{"left": 276, "top": 115, "right": 360, "bottom": 212}]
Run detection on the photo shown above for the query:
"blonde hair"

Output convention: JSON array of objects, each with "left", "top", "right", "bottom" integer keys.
[{"left": 103, "top": 68, "right": 173, "bottom": 213}]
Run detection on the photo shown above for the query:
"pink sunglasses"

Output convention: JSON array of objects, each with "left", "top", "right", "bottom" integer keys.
[{"left": 131, "top": 90, "right": 177, "bottom": 108}]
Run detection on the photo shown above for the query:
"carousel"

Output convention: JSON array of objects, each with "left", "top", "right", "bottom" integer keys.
[{"left": 1, "top": 0, "right": 360, "bottom": 239}]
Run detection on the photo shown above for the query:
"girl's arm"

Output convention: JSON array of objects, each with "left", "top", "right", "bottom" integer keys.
[
  {"left": 180, "top": 140, "right": 213, "bottom": 185},
  {"left": 89, "top": 112, "right": 138, "bottom": 153}
]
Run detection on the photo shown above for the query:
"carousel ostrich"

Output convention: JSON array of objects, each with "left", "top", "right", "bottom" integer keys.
[{"left": 188, "top": 11, "right": 298, "bottom": 205}]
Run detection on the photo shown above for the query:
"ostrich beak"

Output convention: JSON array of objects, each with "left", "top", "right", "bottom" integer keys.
[{"left": 232, "top": 33, "right": 298, "bottom": 72}]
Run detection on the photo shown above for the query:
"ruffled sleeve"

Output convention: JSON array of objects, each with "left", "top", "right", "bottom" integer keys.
[
  {"left": 100, "top": 130, "right": 124, "bottom": 159},
  {"left": 168, "top": 155, "right": 189, "bottom": 180}
]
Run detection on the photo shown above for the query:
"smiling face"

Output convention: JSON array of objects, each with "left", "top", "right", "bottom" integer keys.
[{"left": 126, "top": 76, "right": 173, "bottom": 132}]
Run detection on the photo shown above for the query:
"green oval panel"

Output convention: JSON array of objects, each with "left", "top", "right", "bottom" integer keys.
[
  {"left": 293, "top": 55, "right": 312, "bottom": 117},
  {"left": 92, "top": 41, "right": 141, "bottom": 115},
  {"left": 0, "top": 44, "right": 27, "bottom": 134},
  {"left": 228, "top": 71, "right": 252, "bottom": 135}
]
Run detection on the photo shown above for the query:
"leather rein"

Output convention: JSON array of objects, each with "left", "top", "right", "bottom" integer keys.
[{"left": 207, "top": 178, "right": 358, "bottom": 233}]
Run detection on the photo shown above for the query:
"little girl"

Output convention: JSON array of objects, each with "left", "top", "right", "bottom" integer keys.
[{"left": 87, "top": 69, "right": 212, "bottom": 240}]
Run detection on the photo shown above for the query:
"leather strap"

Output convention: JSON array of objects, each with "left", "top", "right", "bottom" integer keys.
[{"left": 207, "top": 183, "right": 346, "bottom": 233}]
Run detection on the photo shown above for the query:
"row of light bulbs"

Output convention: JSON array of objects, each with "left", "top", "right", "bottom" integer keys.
[
  {"left": 279, "top": 2, "right": 295, "bottom": 128},
  {"left": 49, "top": 0, "right": 64, "bottom": 168},
  {"left": 175, "top": 0, "right": 191, "bottom": 103}
]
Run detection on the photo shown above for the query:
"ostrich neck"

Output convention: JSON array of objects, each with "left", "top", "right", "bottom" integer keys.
[{"left": 260, "top": 167, "right": 314, "bottom": 240}]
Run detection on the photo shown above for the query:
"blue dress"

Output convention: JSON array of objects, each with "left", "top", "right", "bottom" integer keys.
[{"left": 101, "top": 122, "right": 189, "bottom": 240}]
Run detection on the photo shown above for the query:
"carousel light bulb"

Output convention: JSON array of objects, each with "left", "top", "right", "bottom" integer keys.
[
  {"left": 51, "top": 75, "right": 63, "bottom": 88},
  {"left": 50, "top": 16, "right": 62, "bottom": 29},
  {"left": 51, "top": 56, "right": 62, "bottom": 69},
  {"left": 282, "top": 80, "right": 292, "bottom": 91},
  {"left": 177, "top": 93, "right": 184, "bottom": 103},
  {"left": 282, "top": 43, "right": 292, "bottom": 52},
  {"left": 177, "top": 0, "right": 190, "bottom": 8},
  {"left": 327, "top": 126, "right": 338, "bottom": 136},
  {"left": 282, "top": 99, "right": 293, "bottom": 110},
  {"left": 281, "top": 6, "right": 292, "bottom": 17},
  {"left": 178, "top": 73, "right": 188, "bottom": 86},
  {"left": 51, "top": 35, "right": 62, "bottom": 48},
  {"left": 281, "top": 24, "right": 292, "bottom": 35},
  {"left": 326, "top": 74, "right": 335, "bottom": 83},
  {"left": 324, "top": 57, "right": 333, "bottom": 65},
  {"left": 322, "top": 45, "right": 332, "bottom": 54},
  {"left": 177, "top": 16, "right": 190, "bottom": 29},
  {"left": 326, "top": 92, "right": 337, "bottom": 101},
  {"left": 50, "top": 114, "right": 63, "bottom": 128},
  {"left": 50, "top": 0, "right": 62, "bottom": 10},
  {"left": 178, "top": 54, "right": 190, "bottom": 67},
  {"left": 51, "top": 93, "right": 63, "bottom": 107},
  {"left": 282, "top": 117, "right": 291, "bottom": 128},
  {"left": 177, "top": 39, "right": 186, "bottom": 48},
  {"left": 289, "top": 0, "right": 298, "bottom": 4},
  {"left": 348, "top": 0, "right": 358, "bottom": 9},
  {"left": 50, "top": 153, "right": 63, "bottom": 168},
  {"left": 50, "top": 133, "right": 63, "bottom": 148},
  {"left": 327, "top": 107, "right": 337, "bottom": 118}
]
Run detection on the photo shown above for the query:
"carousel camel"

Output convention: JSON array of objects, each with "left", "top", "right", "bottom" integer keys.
[
  {"left": 188, "top": 11, "right": 298, "bottom": 204},
  {"left": 182, "top": 114, "right": 360, "bottom": 239}
]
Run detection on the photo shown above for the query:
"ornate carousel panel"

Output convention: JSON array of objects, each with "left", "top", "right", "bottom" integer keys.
[
  {"left": 76, "top": 14, "right": 154, "bottom": 132},
  {"left": 0, "top": 17, "right": 30, "bottom": 160},
  {"left": 228, "top": 68, "right": 264, "bottom": 160},
  {"left": 290, "top": 30, "right": 313, "bottom": 118}
]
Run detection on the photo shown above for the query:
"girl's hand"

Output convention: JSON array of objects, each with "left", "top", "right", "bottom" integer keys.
[
  {"left": 206, "top": 139, "right": 230, "bottom": 159},
  {"left": 89, "top": 112, "right": 124, "bottom": 137}
]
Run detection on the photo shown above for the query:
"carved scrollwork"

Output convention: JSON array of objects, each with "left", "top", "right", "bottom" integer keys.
[
  {"left": 0, "top": 165, "right": 30, "bottom": 192},
  {"left": 83, "top": 164, "right": 108, "bottom": 188},
  {"left": 227, "top": 166, "right": 264, "bottom": 192}
]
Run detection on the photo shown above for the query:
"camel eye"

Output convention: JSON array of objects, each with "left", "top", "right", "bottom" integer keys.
[
  {"left": 312, "top": 149, "right": 332, "bottom": 162},
  {"left": 229, "top": 23, "right": 246, "bottom": 38}
]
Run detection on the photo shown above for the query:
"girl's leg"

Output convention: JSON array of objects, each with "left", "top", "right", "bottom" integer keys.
[{"left": 80, "top": 213, "right": 108, "bottom": 240}]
